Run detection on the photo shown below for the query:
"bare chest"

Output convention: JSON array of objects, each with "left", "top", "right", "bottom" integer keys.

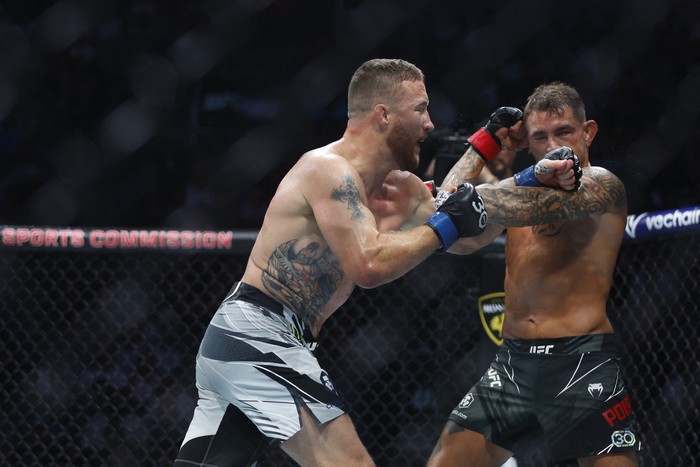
[{"left": 368, "top": 192, "right": 414, "bottom": 232}]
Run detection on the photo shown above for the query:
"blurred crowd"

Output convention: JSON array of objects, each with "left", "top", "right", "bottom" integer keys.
[{"left": 0, "top": 0, "right": 699, "bottom": 231}]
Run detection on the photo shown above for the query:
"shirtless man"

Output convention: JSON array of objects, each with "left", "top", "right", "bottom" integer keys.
[
  {"left": 427, "top": 83, "right": 641, "bottom": 467},
  {"left": 174, "top": 60, "right": 576, "bottom": 467}
]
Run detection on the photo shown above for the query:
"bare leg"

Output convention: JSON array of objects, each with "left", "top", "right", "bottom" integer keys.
[
  {"left": 578, "top": 452, "right": 638, "bottom": 467},
  {"left": 427, "top": 421, "right": 512, "bottom": 467},
  {"left": 281, "top": 406, "right": 375, "bottom": 467}
]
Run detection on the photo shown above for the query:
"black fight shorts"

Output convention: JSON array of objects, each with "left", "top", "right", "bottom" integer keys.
[{"left": 448, "top": 334, "right": 641, "bottom": 463}]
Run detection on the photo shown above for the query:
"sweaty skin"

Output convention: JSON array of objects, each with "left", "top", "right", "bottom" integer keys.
[
  {"left": 242, "top": 106, "right": 585, "bottom": 338},
  {"left": 242, "top": 151, "right": 438, "bottom": 335},
  {"left": 224, "top": 62, "right": 446, "bottom": 467},
  {"left": 427, "top": 90, "right": 636, "bottom": 467},
  {"left": 442, "top": 106, "right": 627, "bottom": 339},
  {"left": 241, "top": 78, "right": 439, "bottom": 337},
  {"left": 240, "top": 124, "right": 580, "bottom": 338},
  {"left": 484, "top": 166, "right": 626, "bottom": 338},
  {"left": 183, "top": 63, "right": 589, "bottom": 467}
]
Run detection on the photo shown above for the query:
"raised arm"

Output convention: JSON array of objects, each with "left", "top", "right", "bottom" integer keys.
[
  {"left": 436, "top": 108, "right": 582, "bottom": 253},
  {"left": 438, "top": 107, "right": 526, "bottom": 199}
]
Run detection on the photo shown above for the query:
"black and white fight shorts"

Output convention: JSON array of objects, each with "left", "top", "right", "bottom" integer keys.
[
  {"left": 175, "top": 282, "right": 346, "bottom": 466},
  {"left": 448, "top": 334, "right": 642, "bottom": 462}
]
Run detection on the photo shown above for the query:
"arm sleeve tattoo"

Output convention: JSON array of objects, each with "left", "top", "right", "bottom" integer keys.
[{"left": 479, "top": 166, "right": 626, "bottom": 227}]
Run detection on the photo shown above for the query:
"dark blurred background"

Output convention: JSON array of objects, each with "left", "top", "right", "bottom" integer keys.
[
  {"left": 1, "top": 0, "right": 699, "bottom": 230},
  {"left": 2, "top": 3, "right": 700, "bottom": 466}
]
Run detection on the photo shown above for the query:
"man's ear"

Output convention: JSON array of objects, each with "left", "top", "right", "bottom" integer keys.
[
  {"left": 371, "top": 103, "right": 390, "bottom": 131},
  {"left": 583, "top": 119, "right": 598, "bottom": 147},
  {"left": 375, "top": 103, "right": 390, "bottom": 121}
]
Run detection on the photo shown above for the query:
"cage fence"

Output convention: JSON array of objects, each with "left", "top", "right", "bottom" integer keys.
[{"left": 1, "top": 211, "right": 699, "bottom": 466}]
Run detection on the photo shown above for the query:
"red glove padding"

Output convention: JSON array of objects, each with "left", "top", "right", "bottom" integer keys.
[{"left": 467, "top": 107, "right": 523, "bottom": 161}]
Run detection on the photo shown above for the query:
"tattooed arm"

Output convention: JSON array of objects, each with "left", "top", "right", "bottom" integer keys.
[
  {"left": 306, "top": 155, "right": 442, "bottom": 288},
  {"left": 439, "top": 115, "right": 527, "bottom": 191},
  {"left": 447, "top": 166, "right": 626, "bottom": 254},
  {"left": 440, "top": 146, "right": 488, "bottom": 191},
  {"left": 487, "top": 166, "right": 625, "bottom": 225}
]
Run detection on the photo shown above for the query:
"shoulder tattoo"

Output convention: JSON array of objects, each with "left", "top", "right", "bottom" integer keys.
[
  {"left": 582, "top": 166, "right": 626, "bottom": 210},
  {"left": 331, "top": 175, "right": 365, "bottom": 221}
]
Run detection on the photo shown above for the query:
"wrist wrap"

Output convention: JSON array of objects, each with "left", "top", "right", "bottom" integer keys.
[
  {"left": 513, "top": 165, "right": 543, "bottom": 187},
  {"left": 424, "top": 180, "right": 437, "bottom": 196},
  {"left": 467, "top": 128, "right": 501, "bottom": 161},
  {"left": 425, "top": 212, "right": 458, "bottom": 252}
]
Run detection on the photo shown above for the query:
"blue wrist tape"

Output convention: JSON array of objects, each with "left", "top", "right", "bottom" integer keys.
[
  {"left": 425, "top": 211, "right": 459, "bottom": 252},
  {"left": 514, "top": 165, "right": 542, "bottom": 187}
]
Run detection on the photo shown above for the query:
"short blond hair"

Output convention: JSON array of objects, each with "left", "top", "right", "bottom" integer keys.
[{"left": 347, "top": 58, "right": 425, "bottom": 119}]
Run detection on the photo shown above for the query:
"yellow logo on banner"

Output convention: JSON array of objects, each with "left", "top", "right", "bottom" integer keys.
[{"left": 478, "top": 292, "right": 505, "bottom": 346}]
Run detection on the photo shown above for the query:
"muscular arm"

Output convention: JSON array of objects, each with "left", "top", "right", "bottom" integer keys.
[
  {"left": 440, "top": 111, "right": 526, "bottom": 190},
  {"left": 481, "top": 166, "right": 625, "bottom": 226},
  {"left": 310, "top": 159, "right": 440, "bottom": 289},
  {"left": 440, "top": 146, "right": 486, "bottom": 190},
  {"left": 438, "top": 145, "right": 509, "bottom": 254},
  {"left": 447, "top": 166, "right": 625, "bottom": 254}
]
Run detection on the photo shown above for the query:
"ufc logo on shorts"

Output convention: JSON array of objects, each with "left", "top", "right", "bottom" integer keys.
[
  {"left": 486, "top": 368, "right": 502, "bottom": 388},
  {"left": 529, "top": 344, "right": 553, "bottom": 354}
]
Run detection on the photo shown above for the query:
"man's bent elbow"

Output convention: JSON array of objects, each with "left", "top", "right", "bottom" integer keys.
[
  {"left": 352, "top": 265, "right": 389, "bottom": 289},
  {"left": 344, "top": 258, "right": 388, "bottom": 289}
]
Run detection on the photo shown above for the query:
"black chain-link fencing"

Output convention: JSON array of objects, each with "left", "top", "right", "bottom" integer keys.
[{"left": 1, "top": 230, "right": 698, "bottom": 466}]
